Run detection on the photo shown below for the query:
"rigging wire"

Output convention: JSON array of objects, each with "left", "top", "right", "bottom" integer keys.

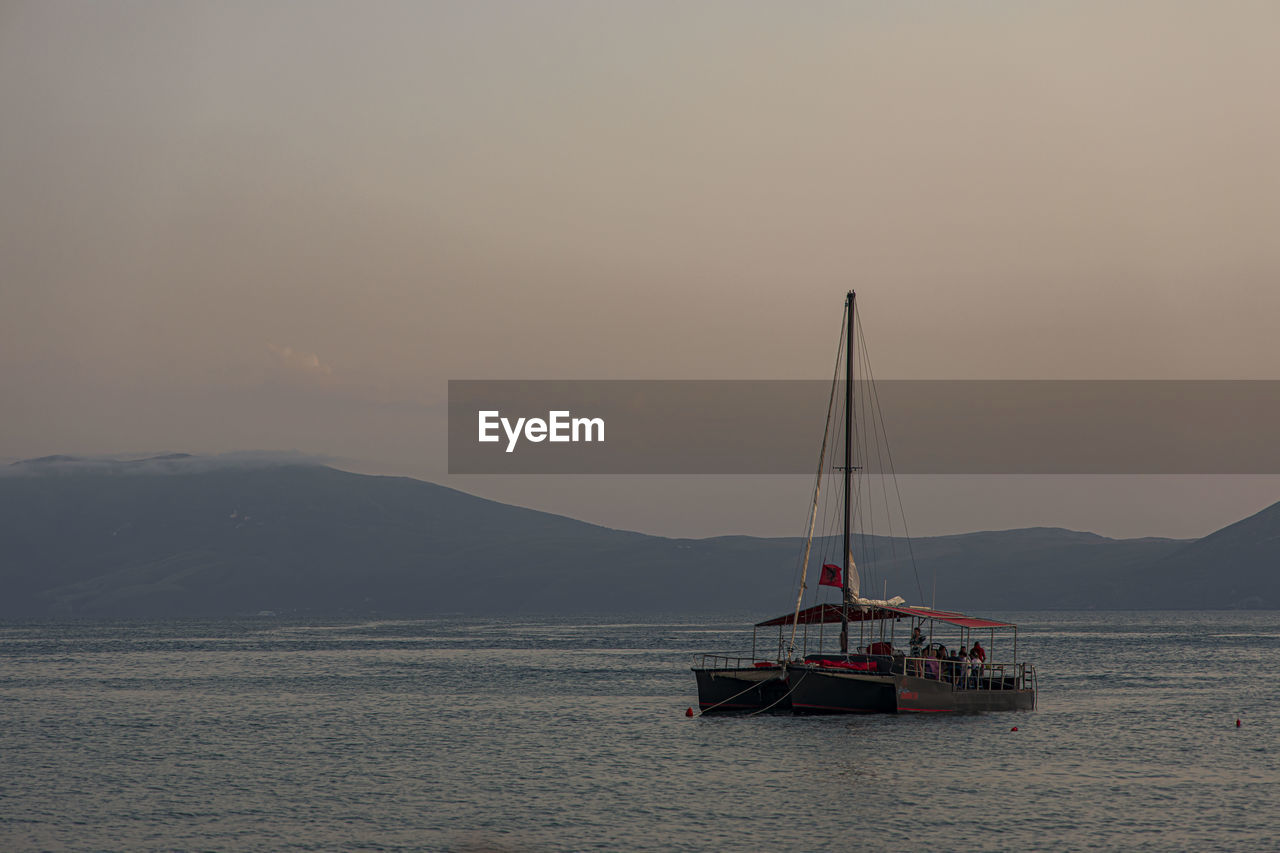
[
  {"left": 786, "top": 307, "right": 846, "bottom": 656},
  {"left": 816, "top": 378, "right": 846, "bottom": 601},
  {"left": 854, "top": 327, "right": 878, "bottom": 601},
  {"left": 856, "top": 309, "right": 926, "bottom": 604},
  {"left": 858, "top": 312, "right": 892, "bottom": 598}
]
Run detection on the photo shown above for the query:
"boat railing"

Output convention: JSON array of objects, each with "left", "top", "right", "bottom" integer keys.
[
  {"left": 903, "top": 657, "right": 1036, "bottom": 691},
  {"left": 692, "top": 653, "right": 782, "bottom": 671}
]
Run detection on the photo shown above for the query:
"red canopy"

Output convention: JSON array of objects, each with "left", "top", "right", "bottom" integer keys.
[
  {"left": 756, "top": 603, "right": 898, "bottom": 627},
  {"left": 755, "top": 602, "right": 1014, "bottom": 630},
  {"left": 891, "top": 604, "right": 1014, "bottom": 629}
]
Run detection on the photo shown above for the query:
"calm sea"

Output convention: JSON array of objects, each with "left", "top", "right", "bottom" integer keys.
[{"left": 1, "top": 612, "right": 1276, "bottom": 852}]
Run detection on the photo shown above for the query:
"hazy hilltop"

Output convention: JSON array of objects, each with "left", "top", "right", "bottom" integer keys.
[
  {"left": 1130, "top": 501, "right": 1280, "bottom": 609},
  {"left": 0, "top": 457, "right": 787, "bottom": 617},
  {"left": 0, "top": 456, "right": 1273, "bottom": 618}
]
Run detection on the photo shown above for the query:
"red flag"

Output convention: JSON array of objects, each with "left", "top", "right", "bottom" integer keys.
[{"left": 819, "top": 563, "right": 842, "bottom": 588}]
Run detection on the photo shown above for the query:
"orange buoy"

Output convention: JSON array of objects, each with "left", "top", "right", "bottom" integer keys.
[{"left": 686, "top": 707, "right": 694, "bottom": 717}]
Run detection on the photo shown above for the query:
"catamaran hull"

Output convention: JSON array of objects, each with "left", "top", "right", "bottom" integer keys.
[
  {"left": 692, "top": 667, "right": 791, "bottom": 713},
  {"left": 788, "top": 668, "right": 1034, "bottom": 714},
  {"left": 788, "top": 667, "right": 897, "bottom": 714},
  {"left": 894, "top": 675, "right": 1035, "bottom": 713}
]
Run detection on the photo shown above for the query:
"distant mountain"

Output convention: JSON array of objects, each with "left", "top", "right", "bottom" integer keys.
[
  {"left": 0, "top": 459, "right": 787, "bottom": 617},
  {"left": 1132, "top": 501, "right": 1280, "bottom": 609},
  {"left": 842, "top": 527, "right": 1187, "bottom": 610},
  {"left": 0, "top": 456, "right": 1273, "bottom": 617}
]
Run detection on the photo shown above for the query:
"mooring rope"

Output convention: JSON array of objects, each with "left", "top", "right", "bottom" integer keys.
[
  {"left": 745, "top": 668, "right": 810, "bottom": 717},
  {"left": 697, "top": 671, "right": 788, "bottom": 715}
]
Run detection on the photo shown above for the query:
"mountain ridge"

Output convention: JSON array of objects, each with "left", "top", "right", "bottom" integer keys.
[{"left": 0, "top": 457, "right": 1274, "bottom": 617}]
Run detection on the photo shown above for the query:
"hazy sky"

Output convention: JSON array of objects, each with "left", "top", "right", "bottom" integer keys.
[{"left": 4, "top": 1, "right": 1279, "bottom": 539}]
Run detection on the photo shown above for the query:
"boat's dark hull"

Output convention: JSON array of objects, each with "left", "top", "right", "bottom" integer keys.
[
  {"left": 788, "top": 666, "right": 1034, "bottom": 714},
  {"left": 787, "top": 666, "right": 897, "bottom": 714},
  {"left": 894, "top": 674, "right": 1035, "bottom": 713},
  {"left": 692, "top": 667, "right": 791, "bottom": 713}
]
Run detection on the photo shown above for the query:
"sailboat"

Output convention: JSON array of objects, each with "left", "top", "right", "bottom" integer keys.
[{"left": 693, "top": 291, "right": 1037, "bottom": 714}]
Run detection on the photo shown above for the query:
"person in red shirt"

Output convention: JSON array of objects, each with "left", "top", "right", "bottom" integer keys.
[
  {"left": 969, "top": 640, "right": 986, "bottom": 662},
  {"left": 969, "top": 641, "right": 985, "bottom": 686}
]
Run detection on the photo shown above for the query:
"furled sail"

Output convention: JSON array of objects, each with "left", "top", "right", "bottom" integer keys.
[{"left": 851, "top": 595, "right": 906, "bottom": 607}]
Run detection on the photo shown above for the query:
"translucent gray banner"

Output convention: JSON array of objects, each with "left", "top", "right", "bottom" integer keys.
[{"left": 447, "top": 380, "right": 1280, "bottom": 474}]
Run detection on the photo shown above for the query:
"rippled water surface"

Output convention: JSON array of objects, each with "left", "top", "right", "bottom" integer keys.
[{"left": 1, "top": 612, "right": 1276, "bottom": 851}]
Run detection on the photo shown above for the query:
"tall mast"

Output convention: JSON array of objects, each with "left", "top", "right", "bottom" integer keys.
[{"left": 840, "top": 290, "right": 855, "bottom": 654}]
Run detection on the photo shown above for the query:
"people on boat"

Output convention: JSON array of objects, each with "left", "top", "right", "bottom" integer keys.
[
  {"left": 956, "top": 648, "right": 970, "bottom": 687},
  {"left": 924, "top": 648, "right": 940, "bottom": 679},
  {"left": 970, "top": 641, "right": 986, "bottom": 686},
  {"left": 909, "top": 627, "right": 925, "bottom": 676}
]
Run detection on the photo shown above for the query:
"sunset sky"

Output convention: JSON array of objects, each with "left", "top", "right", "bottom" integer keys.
[{"left": 4, "top": 1, "right": 1279, "bottom": 538}]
